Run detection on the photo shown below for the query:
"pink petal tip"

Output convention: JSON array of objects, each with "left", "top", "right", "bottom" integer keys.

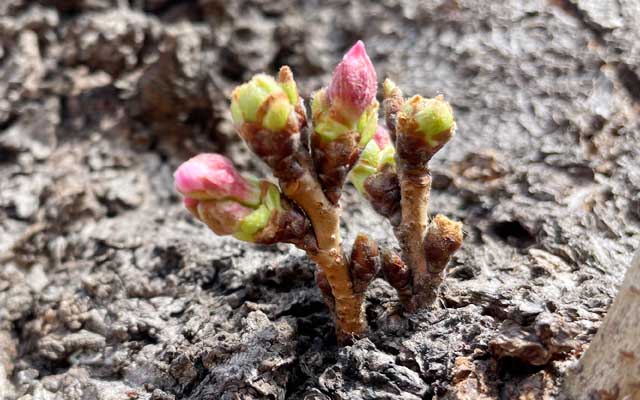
[
  {"left": 327, "top": 41, "right": 377, "bottom": 116},
  {"left": 174, "top": 153, "right": 257, "bottom": 203},
  {"left": 373, "top": 126, "right": 391, "bottom": 149}
]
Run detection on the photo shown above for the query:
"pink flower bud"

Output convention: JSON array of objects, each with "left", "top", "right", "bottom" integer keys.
[
  {"left": 174, "top": 154, "right": 260, "bottom": 206},
  {"left": 373, "top": 126, "right": 392, "bottom": 150},
  {"left": 327, "top": 41, "right": 377, "bottom": 116}
]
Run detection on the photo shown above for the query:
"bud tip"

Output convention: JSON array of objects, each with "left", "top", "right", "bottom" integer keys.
[{"left": 327, "top": 40, "right": 377, "bottom": 116}]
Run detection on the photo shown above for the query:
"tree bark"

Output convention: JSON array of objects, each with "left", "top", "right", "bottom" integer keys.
[{"left": 563, "top": 251, "right": 640, "bottom": 400}]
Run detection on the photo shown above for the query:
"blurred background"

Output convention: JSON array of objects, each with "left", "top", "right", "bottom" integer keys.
[{"left": 1, "top": 1, "right": 639, "bottom": 399}]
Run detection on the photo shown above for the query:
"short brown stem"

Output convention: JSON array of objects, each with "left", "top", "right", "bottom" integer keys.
[
  {"left": 316, "top": 270, "right": 335, "bottom": 314},
  {"left": 395, "top": 167, "right": 432, "bottom": 309},
  {"left": 281, "top": 156, "right": 366, "bottom": 340}
]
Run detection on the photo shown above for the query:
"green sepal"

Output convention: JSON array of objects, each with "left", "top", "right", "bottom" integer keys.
[
  {"left": 236, "top": 83, "right": 268, "bottom": 123},
  {"left": 314, "top": 119, "right": 351, "bottom": 142},
  {"left": 359, "top": 139, "right": 381, "bottom": 167},
  {"left": 240, "top": 175, "right": 262, "bottom": 207},
  {"left": 378, "top": 146, "right": 396, "bottom": 168},
  {"left": 263, "top": 184, "right": 282, "bottom": 211},
  {"left": 234, "top": 204, "right": 272, "bottom": 242},
  {"left": 383, "top": 78, "right": 402, "bottom": 99},
  {"left": 280, "top": 81, "right": 299, "bottom": 106},
  {"left": 254, "top": 74, "right": 282, "bottom": 94},
  {"left": 349, "top": 163, "right": 377, "bottom": 195},
  {"left": 311, "top": 89, "right": 329, "bottom": 117},
  {"left": 263, "top": 98, "right": 292, "bottom": 131},
  {"left": 230, "top": 99, "right": 243, "bottom": 124},
  {"left": 357, "top": 101, "right": 379, "bottom": 147},
  {"left": 233, "top": 74, "right": 285, "bottom": 124}
]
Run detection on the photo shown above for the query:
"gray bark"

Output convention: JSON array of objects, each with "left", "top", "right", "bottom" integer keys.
[{"left": 564, "top": 252, "right": 640, "bottom": 400}]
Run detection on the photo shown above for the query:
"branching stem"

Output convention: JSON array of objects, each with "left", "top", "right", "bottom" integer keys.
[{"left": 279, "top": 153, "right": 365, "bottom": 340}]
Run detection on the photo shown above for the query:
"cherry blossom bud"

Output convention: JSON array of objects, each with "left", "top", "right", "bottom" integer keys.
[
  {"left": 398, "top": 95, "right": 455, "bottom": 149},
  {"left": 395, "top": 94, "right": 455, "bottom": 168},
  {"left": 311, "top": 41, "right": 380, "bottom": 203},
  {"left": 327, "top": 40, "right": 377, "bottom": 117},
  {"left": 174, "top": 154, "right": 286, "bottom": 242},
  {"left": 349, "top": 126, "right": 396, "bottom": 195},
  {"left": 174, "top": 154, "right": 261, "bottom": 206},
  {"left": 230, "top": 74, "right": 296, "bottom": 133}
]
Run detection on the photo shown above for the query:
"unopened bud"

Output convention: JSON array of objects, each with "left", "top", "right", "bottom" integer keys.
[
  {"left": 174, "top": 154, "right": 261, "bottom": 206},
  {"left": 311, "top": 42, "right": 380, "bottom": 203},
  {"left": 349, "top": 126, "right": 396, "bottom": 195},
  {"left": 230, "top": 73, "right": 295, "bottom": 132},
  {"left": 327, "top": 40, "right": 377, "bottom": 117},
  {"left": 381, "top": 249, "right": 410, "bottom": 290},
  {"left": 175, "top": 154, "right": 290, "bottom": 243},
  {"left": 398, "top": 95, "right": 455, "bottom": 149},
  {"left": 381, "top": 248, "right": 414, "bottom": 311}
]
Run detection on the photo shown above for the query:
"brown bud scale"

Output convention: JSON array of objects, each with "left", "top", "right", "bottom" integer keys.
[
  {"left": 363, "top": 167, "right": 401, "bottom": 225},
  {"left": 381, "top": 249, "right": 414, "bottom": 310},
  {"left": 424, "top": 214, "right": 463, "bottom": 274},
  {"left": 312, "top": 132, "right": 361, "bottom": 204},
  {"left": 350, "top": 234, "right": 380, "bottom": 294}
]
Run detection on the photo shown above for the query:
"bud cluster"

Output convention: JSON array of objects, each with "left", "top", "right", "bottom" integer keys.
[{"left": 174, "top": 41, "right": 463, "bottom": 341}]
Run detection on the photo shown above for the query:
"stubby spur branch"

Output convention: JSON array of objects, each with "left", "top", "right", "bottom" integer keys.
[{"left": 350, "top": 79, "right": 463, "bottom": 311}]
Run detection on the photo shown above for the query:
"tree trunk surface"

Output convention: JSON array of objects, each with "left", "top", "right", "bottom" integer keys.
[
  {"left": 564, "top": 252, "right": 640, "bottom": 400},
  {"left": 1, "top": 0, "right": 640, "bottom": 399}
]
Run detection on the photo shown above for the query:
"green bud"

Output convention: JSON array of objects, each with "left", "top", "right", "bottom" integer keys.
[
  {"left": 234, "top": 204, "right": 272, "bottom": 242},
  {"left": 231, "top": 74, "right": 285, "bottom": 124},
  {"left": 414, "top": 98, "right": 454, "bottom": 145},
  {"left": 280, "top": 80, "right": 298, "bottom": 106},
  {"left": 399, "top": 95, "right": 454, "bottom": 148},
  {"left": 348, "top": 133, "right": 396, "bottom": 195},
  {"left": 356, "top": 102, "right": 379, "bottom": 147}
]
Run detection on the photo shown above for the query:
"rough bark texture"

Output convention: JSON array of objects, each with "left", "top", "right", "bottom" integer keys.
[
  {"left": 1, "top": 0, "right": 639, "bottom": 399},
  {"left": 563, "top": 252, "right": 640, "bottom": 400}
]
